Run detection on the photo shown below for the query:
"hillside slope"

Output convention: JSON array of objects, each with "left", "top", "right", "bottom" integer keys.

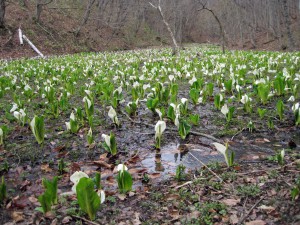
[{"left": 0, "top": 1, "right": 299, "bottom": 59}]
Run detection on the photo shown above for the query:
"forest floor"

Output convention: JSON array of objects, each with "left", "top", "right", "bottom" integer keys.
[{"left": 0, "top": 126, "right": 299, "bottom": 225}]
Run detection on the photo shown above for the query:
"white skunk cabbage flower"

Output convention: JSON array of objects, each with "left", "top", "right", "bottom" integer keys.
[
  {"left": 65, "top": 122, "right": 71, "bottom": 131},
  {"left": 241, "top": 94, "right": 251, "bottom": 104},
  {"left": 280, "top": 149, "right": 285, "bottom": 159},
  {"left": 0, "top": 128, "right": 3, "bottom": 145},
  {"left": 198, "top": 97, "right": 203, "bottom": 104},
  {"left": 155, "top": 109, "right": 163, "bottom": 120},
  {"left": 212, "top": 142, "right": 229, "bottom": 166},
  {"left": 117, "top": 164, "right": 128, "bottom": 173},
  {"left": 108, "top": 106, "right": 120, "bottom": 126},
  {"left": 174, "top": 114, "right": 180, "bottom": 127},
  {"left": 292, "top": 103, "right": 299, "bottom": 112},
  {"left": 88, "top": 127, "right": 92, "bottom": 136},
  {"left": 143, "top": 84, "right": 150, "bottom": 90},
  {"left": 288, "top": 96, "right": 295, "bottom": 102},
  {"left": 24, "top": 84, "right": 31, "bottom": 91},
  {"left": 97, "top": 190, "right": 105, "bottom": 204},
  {"left": 45, "top": 86, "right": 51, "bottom": 92},
  {"left": 13, "top": 111, "right": 20, "bottom": 120},
  {"left": 108, "top": 106, "right": 117, "bottom": 119},
  {"left": 83, "top": 96, "right": 92, "bottom": 108},
  {"left": 181, "top": 98, "right": 188, "bottom": 105},
  {"left": 155, "top": 120, "right": 166, "bottom": 140},
  {"left": 70, "top": 112, "right": 76, "bottom": 121},
  {"left": 236, "top": 84, "right": 242, "bottom": 92},
  {"left": 70, "top": 171, "right": 89, "bottom": 193},
  {"left": 85, "top": 90, "right": 92, "bottom": 97},
  {"left": 101, "top": 134, "right": 111, "bottom": 148},
  {"left": 221, "top": 104, "right": 229, "bottom": 116},
  {"left": 10, "top": 103, "right": 18, "bottom": 113},
  {"left": 169, "top": 75, "right": 175, "bottom": 82},
  {"left": 133, "top": 81, "right": 139, "bottom": 88}
]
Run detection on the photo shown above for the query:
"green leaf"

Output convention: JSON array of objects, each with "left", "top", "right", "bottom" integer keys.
[
  {"left": 42, "top": 177, "right": 58, "bottom": 204},
  {"left": 178, "top": 120, "right": 191, "bottom": 140},
  {"left": 30, "top": 116, "right": 45, "bottom": 145},
  {"left": 146, "top": 98, "right": 159, "bottom": 112},
  {"left": 38, "top": 193, "right": 52, "bottom": 213},
  {"left": 117, "top": 170, "right": 133, "bottom": 193},
  {"left": 76, "top": 177, "right": 100, "bottom": 221},
  {"left": 276, "top": 100, "right": 284, "bottom": 121},
  {"left": 291, "top": 187, "right": 299, "bottom": 200},
  {"left": 167, "top": 106, "right": 175, "bottom": 122},
  {"left": 70, "top": 119, "right": 79, "bottom": 133},
  {"left": 0, "top": 176, "right": 6, "bottom": 203},
  {"left": 94, "top": 172, "right": 101, "bottom": 189},
  {"left": 110, "top": 132, "right": 117, "bottom": 155},
  {"left": 189, "top": 88, "right": 199, "bottom": 105}
]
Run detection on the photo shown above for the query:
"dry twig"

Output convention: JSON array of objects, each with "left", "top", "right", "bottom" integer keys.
[
  {"left": 238, "top": 196, "right": 265, "bottom": 225},
  {"left": 188, "top": 152, "right": 223, "bottom": 182},
  {"left": 71, "top": 215, "right": 100, "bottom": 225}
]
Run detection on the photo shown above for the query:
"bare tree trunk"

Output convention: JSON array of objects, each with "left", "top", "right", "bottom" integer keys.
[
  {"left": 283, "top": 0, "right": 295, "bottom": 49},
  {"left": 149, "top": 0, "right": 179, "bottom": 55},
  {"left": 197, "top": 1, "right": 226, "bottom": 53},
  {"left": 75, "top": 0, "right": 96, "bottom": 36},
  {"left": 0, "top": 0, "right": 5, "bottom": 28},
  {"left": 36, "top": 0, "right": 53, "bottom": 23}
]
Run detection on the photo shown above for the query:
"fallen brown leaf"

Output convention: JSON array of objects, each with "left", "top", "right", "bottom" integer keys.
[
  {"left": 50, "top": 218, "right": 58, "bottom": 225},
  {"left": 117, "top": 194, "right": 126, "bottom": 201},
  {"left": 149, "top": 173, "right": 161, "bottom": 179},
  {"left": 129, "top": 192, "right": 135, "bottom": 197},
  {"left": 267, "top": 189, "right": 277, "bottom": 197},
  {"left": 62, "top": 216, "right": 72, "bottom": 224},
  {"left": 11, "top": 211, "right": 24, "bottom": 223},
  {"left": 53, "top": 145, "right": 66, "bottom": 152},
  {"left": 12, "top": 196, "right": 31, "bottom": 209},
  {"left": 41, "top": 164, "right": 53, "bottom": 173},
  {"left": 258, "top": 205, "right": 276, "bottom": 213},
  {"left": 20, "top": 180, "right": 31, "bottom": 191},
  {"left": 128, "top": 155, "right": 140, "bottom": 164},
  {"left": 230, "top": 214, "right": 239, "bottom": 224},
  {"left": 221, "top": 198, "right": 240, "bottom": 206},
  {"left": 93, "top": 160, "right": 112, "bottom": 169},
  {"left": 245, "top": 220, "right": 266, "bottom": 225},
  {"left": 70, "top": 163, "right": 81, "bottom": 173},
  {"left": 132, "top": 212, "right": 141, "bottom": 225},
  {"left": 128, "top": 168, "right": 147, "bottom": 175},
  {"left": 168, "top": 208, "right": 180, "bottom": 219}
]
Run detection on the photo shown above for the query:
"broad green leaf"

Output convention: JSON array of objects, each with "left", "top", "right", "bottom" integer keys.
[
  {"left": 76, "top": 177, "right": 100, "bottom": 221},
  {"left": 43, "top": 177, "right": 58, "bottom": 204}
]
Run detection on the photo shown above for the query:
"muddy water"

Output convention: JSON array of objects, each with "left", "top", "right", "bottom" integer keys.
[
  {"left": 137, "top": 131, "right": 300, "bottom": 178},
  {"left": 141, "top": 143, "right": 224, "bottom": 176}
]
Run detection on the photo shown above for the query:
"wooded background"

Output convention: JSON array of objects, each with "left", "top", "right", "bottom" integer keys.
[{"left": 0, "top": 0, "right": 299, "bottom": 57}]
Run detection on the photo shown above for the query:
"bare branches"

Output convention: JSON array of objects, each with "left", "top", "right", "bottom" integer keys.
[
  {"left": 74, "top": 0, "right": 96, "bottom": 36},
  {"left": 149, "top": 0, "right": 179, "bottom": 55},
  {"left": 196, "top": 0, "right": 226, "bottom": 53}
]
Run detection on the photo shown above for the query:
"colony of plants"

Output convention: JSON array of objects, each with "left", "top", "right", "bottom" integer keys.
[{"left": 0, "top": 45, "right": 299, "bottom": 224}]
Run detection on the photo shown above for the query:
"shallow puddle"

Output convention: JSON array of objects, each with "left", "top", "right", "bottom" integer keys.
[
  {"left": 141, "top": 143, "right": 224, "bottom": 177},
  {"left": 139, "top": 134, "right": 300, "bottom": 179}
]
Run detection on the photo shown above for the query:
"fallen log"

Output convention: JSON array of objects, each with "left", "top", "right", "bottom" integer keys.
[
  {"left": 22, "top": 35, "right": 44, "bottom": 58},
  {"left": 18, "top": 28, "right": 23, "bottom": 45}
]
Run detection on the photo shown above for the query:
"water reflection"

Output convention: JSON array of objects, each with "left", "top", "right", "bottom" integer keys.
[
  {"left": 174, "top": 151, "right": 188, "bottom": 163},
  {"left": 155, "top": 149, "right": 165, "bottom": 171}
]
